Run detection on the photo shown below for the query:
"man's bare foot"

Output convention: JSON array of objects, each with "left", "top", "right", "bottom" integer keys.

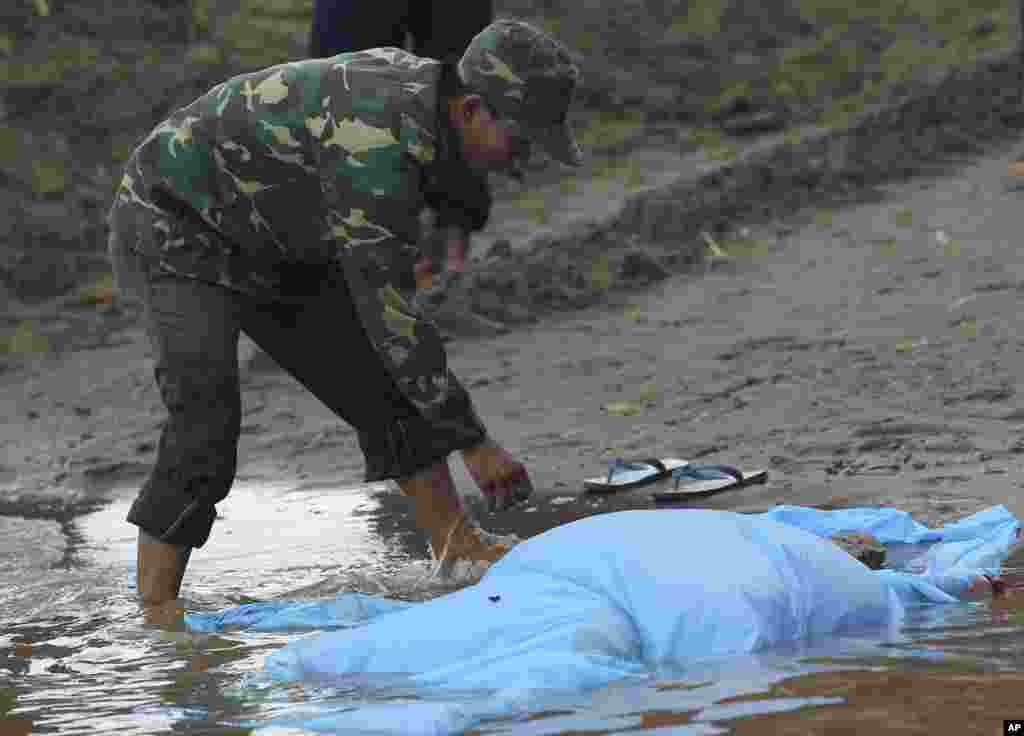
[{"left": 397, "top": 460, "right": 520, "bottom": 569}]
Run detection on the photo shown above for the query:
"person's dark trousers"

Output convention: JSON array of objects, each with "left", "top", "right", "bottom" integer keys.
[
  {"left": 110, "top": 222, "right": 487, "bottom": 550},
  {"left": 308, "top": 0, "right": 493, "bottom": 59}
]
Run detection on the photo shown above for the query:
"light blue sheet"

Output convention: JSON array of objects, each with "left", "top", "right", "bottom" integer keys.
[{"left": 186, "top": 505, "right": 1020, "bottom": 734}]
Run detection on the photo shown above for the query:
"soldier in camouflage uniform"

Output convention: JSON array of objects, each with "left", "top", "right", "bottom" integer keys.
[{"left": 107, "top": 19, "right": 583, "bottom": 606}]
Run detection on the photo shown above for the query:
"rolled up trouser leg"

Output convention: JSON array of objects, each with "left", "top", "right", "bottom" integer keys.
[
  {"left": 237, "top": 266, "right": 514, "bottom": 563},
  {"left": 126, "top": 275, "right": 244, "bottom": 549}
]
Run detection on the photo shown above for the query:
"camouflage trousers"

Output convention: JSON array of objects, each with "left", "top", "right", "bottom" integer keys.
[{"left": 108, "top": 207, "right": 487, "bottom": 549}]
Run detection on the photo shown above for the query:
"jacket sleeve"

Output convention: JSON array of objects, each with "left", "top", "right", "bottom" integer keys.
[{"left": 314, "top": 106, "right": 487, "bottom": 438}]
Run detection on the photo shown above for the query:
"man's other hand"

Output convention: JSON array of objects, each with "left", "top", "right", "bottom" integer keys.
[{"left": 461, "top": 438, "right": 534, "bottom": 512}]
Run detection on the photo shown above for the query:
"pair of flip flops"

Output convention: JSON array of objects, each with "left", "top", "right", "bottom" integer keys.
[{"left": 583, "top": 457, "right": 767, "bottom": 501}]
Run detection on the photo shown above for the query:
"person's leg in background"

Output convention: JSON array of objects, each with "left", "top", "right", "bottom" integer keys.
[
  {"left": 308, "top": 0, "right": 411, "bottom": 58},
  {"left": 242, "top": 266, "right": 515, "bottom": 567},
  {"left": 409, "top": 0, "right": 492, "bottom": 61}
]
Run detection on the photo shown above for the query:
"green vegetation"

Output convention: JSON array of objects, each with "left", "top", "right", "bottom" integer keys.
[
  {"left": 0, "top": 686, "right": 15, "bottom": 716},
  {"left": 575, "top": 110, "right": 645, "bottom": 150},
  {"left": 31, "top": 158, "right": 67, "bottom": 195},
  {"left": 0, "top": 126, "right": 18, "bottom": 163},
  {"left": 957, "top": 317, "right": 978, "bottom": 338},
  {"left": 694, "top": 1, "right": 1016, "bottom": 135},
  {"left": 0, "top": 40, "right": 101, "bottom": 83},
  {"left": 875, "top": 237, "right": 898, "bottom": 256},
  {"left": 665, "top": 0, "right": 724, "bottom": 38},
  {"left": 589, "top": 254, "right": 612, "bottom": 289},
  {"left": 221, "top": 0, "right": 311, "bottom": 68},
  {"left": 252, "top": 0, "right": 312, "bottom": 19},
  {"left": 603, "top": 399, "right": 642, "bottom": 416},
  {"left": 688, "top": 128, "right": 737, "bottom": 161},
  {"left": 1, "top": 323, "right": 49, "bottom": 354},
  {"left": 192, "top": 0, "right": 213, "bottom": 35},
  {"left": 186, "top": 43, "right": 223, "bottom": 66},
  {"left": 892, "top": 207, "right": 914, "bottom": 226},
  {"left": 0, "top": 126, "right": 66, "bottom": 193}
]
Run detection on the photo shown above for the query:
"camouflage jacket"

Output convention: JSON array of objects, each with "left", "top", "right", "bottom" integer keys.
[{"left": 111, "top": 49, "right": 479, "bottom": 423}]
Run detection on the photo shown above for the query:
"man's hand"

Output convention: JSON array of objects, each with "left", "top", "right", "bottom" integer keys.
[
  {"left": 415, "top": 226, "right": 469, "bottom": 290},
  {"left": 462, "top": 438, "right": 534, "bottom": 512}
]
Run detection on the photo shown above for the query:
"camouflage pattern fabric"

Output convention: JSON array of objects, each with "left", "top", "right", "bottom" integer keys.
[
  {"left": 110, "top": 48, "right": 460, "bottom": 418},
  {"left": 459, "top": 19, "right": 583, "bottom": 166}
]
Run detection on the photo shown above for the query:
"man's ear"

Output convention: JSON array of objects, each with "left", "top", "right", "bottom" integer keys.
[
  {"left": 447, "top": 94, "right": 486, "bottom": 130},
  {"left": 460, "top": 94, "right": 486, "bottom": 122}
]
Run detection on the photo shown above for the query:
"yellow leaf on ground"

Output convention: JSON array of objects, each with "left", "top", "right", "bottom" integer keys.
[
  {"left": 604, "top": 400, "right": 642, "bottom": 417},
  {"left": 590, "top": 255, "right": 612, "bottom": 290},
  {"left": 33, "top": 0, "right": 50, "bottom": 17},
  {"left": 5, "top": 323, "right": 49, "bottom": 354},
  {"left": 638, "top": 382, "right": 658, "bottom": 402}
]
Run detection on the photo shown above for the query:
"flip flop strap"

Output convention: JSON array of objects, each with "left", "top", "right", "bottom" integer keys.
[
  {"left": 606, "top": 457, "right": 667, "bottom": 483},
  {"left": 672, "top": 464, "right": 743, "bottom": 490}
]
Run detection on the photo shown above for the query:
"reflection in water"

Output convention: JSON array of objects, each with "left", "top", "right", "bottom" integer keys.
[{"left": 1, "top": 481, "right": 1024, "bottom": 735}]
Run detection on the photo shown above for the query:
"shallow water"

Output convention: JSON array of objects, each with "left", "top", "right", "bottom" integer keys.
[{"left": 2, "top": 482, "right": 1024, "bottom": 735}]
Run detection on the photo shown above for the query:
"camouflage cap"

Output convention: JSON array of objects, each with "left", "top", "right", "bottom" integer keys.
[{"left": 458, "top": 19, "right": 583, "bottom": 167}]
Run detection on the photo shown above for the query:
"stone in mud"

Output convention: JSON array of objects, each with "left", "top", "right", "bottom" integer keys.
[
  {"left": 617, "top": 248, "right": 670, "bottom": 284},
  {"left": 487, "top": 239, "right": 513, "bottom": 259},
  {"left": 853, "top": 422, "right": 950, "bottom": 438},
  {"left": 829, "top": 531, "right": 886, "bottom": 570},
  {"left": 721, "top": 109, "right": 788, "bottom": 136}
]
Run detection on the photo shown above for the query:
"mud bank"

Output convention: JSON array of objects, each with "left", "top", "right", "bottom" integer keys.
[{"left": 440, "top": 48, "right": 1024, "bottom": 334}]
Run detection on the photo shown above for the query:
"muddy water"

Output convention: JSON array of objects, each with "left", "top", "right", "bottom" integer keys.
[{"left": 1, "top": 482, "right": 1022, "bottom": 735}]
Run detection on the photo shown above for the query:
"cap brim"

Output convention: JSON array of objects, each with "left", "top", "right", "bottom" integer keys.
[{"left": 523, "top": 120, "right": 583, "bottom": 167}]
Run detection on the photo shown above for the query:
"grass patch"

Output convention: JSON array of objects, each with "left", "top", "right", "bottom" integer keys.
[
  {"left": 722, "top": 234, "right": 771, "bottom": 256},
  {"left": 688, "top": 127, "right": 737, "bottom": 160},
  {"left": 192, "top": 0, "right": 213, "bottom": 34},
  {"left": 250, "top": 0, "right": 312, "bottom": 19},
  {"left": 221, "top": 9, "right": 306, "bottom": 67},
  {"left": 558, "top": 176, "right": 579, "bottom": 196},
  {"left": 956, "top": 318, "right": 977, "bottom": 338},
  {"left": 589, "top": 254, "right": 612, "bottom": 290},
  {"left": 707, "top": 80, "right": 753, "bottom": 116},
  {"left": 895, "top": 337, "right": 917, "bottom": 353},
  {"left": 512, "top": 190, "right": 549, "bottom": 224},
  {"left": 892, "top": 206, "right": 914, "bottom": 226},
  {"left": 575, "top": 110, "right": 645, "bottom": 150},
  {"left": 603, "top": 400, "right": 642, "bottom": 417},
  {"left": 783, "top": 127, "right": 804, "bottom": 145},
  {"left": 0, "top": 40, "right": 101, "bottom": 84},
  {"left": 598, "top": 158, "right": 645, "bottom": 190},
  {"left": 186, "top": 43, "right": 223, "bottom": 66},
  {"left": 665, "top": 0, "right": 724, "bottom": 38},
  {"left": 934, "top": 229, "right": 959, "bottom": 256},
  {"left": 875, "top": 237, "right": 898, "bottom": 256},
  {"left": 814, "top": 209, "right": 834, "bottom": 226},
  {"left": 1, "top": 323, "right": 49, "bottom": 354},
  {"left": 0, "top": 126, "right": 18, "bottom": 163},
  {"left": 31, "top": 158, "right": 67, "bottom": 195},
  {"left": 637, "top": 381, "right": 659, "bottom": 402}
]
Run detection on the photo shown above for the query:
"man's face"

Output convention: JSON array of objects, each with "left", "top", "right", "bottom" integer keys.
[{"left": 453, "top": 95, "right": 532, "bottom": 179}]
